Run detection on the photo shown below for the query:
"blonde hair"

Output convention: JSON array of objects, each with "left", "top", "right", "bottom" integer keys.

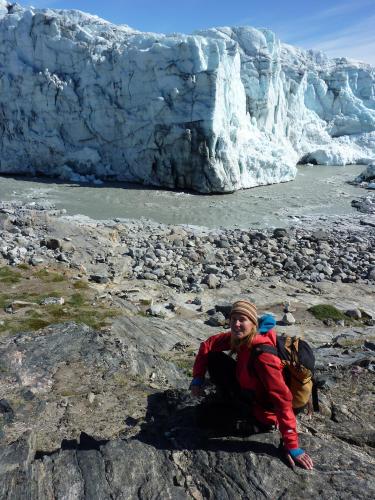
[{"left": 230, "top": 323, "right": 257, "bottom": 353}]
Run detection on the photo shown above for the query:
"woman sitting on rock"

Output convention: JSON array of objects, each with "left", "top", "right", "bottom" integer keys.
[{"left": 190, "top": 300, "right": 314, "bottom": 470}]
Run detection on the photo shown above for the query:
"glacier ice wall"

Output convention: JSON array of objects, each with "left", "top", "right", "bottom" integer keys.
[{"left": 0, "top": 2, "right": 374, "bottom": 192}]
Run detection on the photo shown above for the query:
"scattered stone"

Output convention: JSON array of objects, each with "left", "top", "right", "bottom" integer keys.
[
  {"left": 29, "top": 257, "right": 44, "bottom": 265},
  {"left": 41, "top": 238, "right": 61, "bottom": 250},
  {"left": 345, "top": 309, "right": 362, "bottom": 320},
  {"left": 0, "top": 201, "right": 374, "bottom": 296},
  {"left": 0, "top": 399, "right": 14, "bottom": 423},
  {"left": 273, "top": 228, "right": 287, "bottom": 238},
  {"left": 6, "top": 300, "right": 38, "bottom": 313},
  {"left": 60, "top": 241, "right": 75, "bottom": 253},
  {"left": 147, "top": 305, "right": 169, "bottom": 318},
  {"left": 310, "top": 230, "right": 330, "bottom": 241},
  {"left": 215, "top": 302, "right": 232, "bottom": 318},
  {"left": 354, "top": 163, "right": 375, "bottom": 184},
  {"left": 40, "top": 297, "right": 65, "bottom": 306},
  {"left": 142, "top": 272, "right": 158, "bottom": 281},
  {"left": 87, "top": 392, "right": 96, "bottom": 404},
  {"left": 206, "top": 312, "right": 227, "bottom": 327},
  {"left": 139, "top": 298, "right": 153, "bottom": 306},
  {"left": 168, "top": 277, "right": 183, "bottom": 288},
  {"left": 283, "top": 301, "right": 296, "bottom": 313},
  {"left": 89, "top": 274, "right": 109, "bottom": 284},
  {"left": 351, "top": 195, "right": 375, "bottom": 214},
  {"left": 282, "top": 312, "right": 296, "bottom": 325},
  {"left": 203, "top": 274, "right": 220, "bottom": 289}
]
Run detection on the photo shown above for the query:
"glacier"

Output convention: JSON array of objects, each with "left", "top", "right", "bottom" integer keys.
[{"left": 0, "top": 1, "right": 374, "bottom": 193}]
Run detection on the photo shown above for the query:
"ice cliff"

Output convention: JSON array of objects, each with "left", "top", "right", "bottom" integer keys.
[{"left": 0, "top": 1, "right": 375, "bottom": 192}]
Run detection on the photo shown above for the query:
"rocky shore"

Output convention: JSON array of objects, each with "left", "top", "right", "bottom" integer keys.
[
  {"left": 0, "top": 201, "right": 374, "bottom": 498},
  {"left": 1, "top": 200, "right": 375, "bottom": 292}
]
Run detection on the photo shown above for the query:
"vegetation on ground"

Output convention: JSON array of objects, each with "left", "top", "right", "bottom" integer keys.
[
  {"left": 0, "top": 264, "right": 121, "bottom": 335},
  {"left": 308, "top": 304, "right": 347, "bottom": 322},
  {"left": 0, "top": 266, "right": 22, "bottom": 284},
  {"left": 161, "top": 349, "right": 196, "bottom": 378},
  {"left": 173, "top": 356, "right": 194, "bottom": 377},
  {"left": 33, "top": 268, "right": 65, "bottom": 283}
]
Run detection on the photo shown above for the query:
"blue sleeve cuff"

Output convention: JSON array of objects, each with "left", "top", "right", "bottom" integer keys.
[
  {"left": 190, "top": 377, "right": 204, "bottom": 387},
  {"left": 288, "top": 448, "right": 304, "bottom": 458}
]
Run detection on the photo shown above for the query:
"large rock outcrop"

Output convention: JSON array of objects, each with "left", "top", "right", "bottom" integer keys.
[
  {"left": 0, "top": 319, "right": 374, "bottom": 499},
  {"left": 0, "top": 1, "right": 375, "bottom": 192}
]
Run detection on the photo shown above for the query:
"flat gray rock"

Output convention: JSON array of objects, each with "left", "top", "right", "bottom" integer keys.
[{"left": 0, "top": 319, "right": 374, "bottom": 498}]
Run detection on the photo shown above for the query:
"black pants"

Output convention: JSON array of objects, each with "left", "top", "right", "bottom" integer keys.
[{"left": 196, "top": 352, "right": 264, "bottom": 433}]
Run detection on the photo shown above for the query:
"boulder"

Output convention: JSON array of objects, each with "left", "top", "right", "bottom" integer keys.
[
  {"left": 0, "top": 321, "right": 374, "bottom": 498},
  {"left": 203, "top": 274, "right": 221, "bottom": 289},
  {"left": 345, "top": 309, "right": 362, "bottom": 320},
  {"left": 282, "top": 312, "right": 296, "bottom": 325}
]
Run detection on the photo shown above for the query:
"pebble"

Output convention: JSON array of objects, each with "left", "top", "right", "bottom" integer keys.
[
  {"left": 87, "top": 392, "right": 96, "bottom": 404},
  {"left": 345, "top": 309, "right": 362, "bottom": 320},
  {"left": 40, "top": 297, "right": 65, "bottom": 306},
  {"left": 206, "top": 312, "right": 227, "bottom": 327},
  {"left": 89, "top": 274, "right": 109, "bottom": 284},
  {"left": 147, "top": 305, "right": 169, "bottom": 318},
  {"left": 282, "top": 312, "right": 296, "bottom": 325}
]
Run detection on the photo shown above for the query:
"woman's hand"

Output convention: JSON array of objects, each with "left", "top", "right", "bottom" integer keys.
[
  {"left": 190, "top": 385, "right": 205, "bottom": 398},
  {"left": 286, "top": 450, "right": 314, "bottom": 470},
  {"left": 190, "top": 377, "right": 205, "bottom": 397}
]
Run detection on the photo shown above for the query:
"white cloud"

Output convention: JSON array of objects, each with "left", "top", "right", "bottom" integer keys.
[
  {"left": 307, "top": 19, "right": 375, "bottom": 65},
  {"left": 269, "top": 2, "right": 375, "bottom": 66}
]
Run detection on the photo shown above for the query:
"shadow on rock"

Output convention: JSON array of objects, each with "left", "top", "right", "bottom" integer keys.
[
  {"left": 34, "top": 432, "right": 109, "bottom": 461},
  {"left": 135, "top": 389, "right": 282, "bottom": 460}
]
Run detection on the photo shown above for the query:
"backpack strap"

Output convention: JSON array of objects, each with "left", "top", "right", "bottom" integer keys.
[
  {"left": 252, "top": 344, "right": 279, "bottom": 358},
  {"left": 312, "top": 378, "right": 320, "bottom": 412},
  {"left": 249, "top": 344, "right": 286, "bottom": 400}
]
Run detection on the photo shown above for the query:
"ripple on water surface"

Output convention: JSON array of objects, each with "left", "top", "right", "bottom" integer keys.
[{"left": 0, "top": 164, "right": 366, "bottom": 229}]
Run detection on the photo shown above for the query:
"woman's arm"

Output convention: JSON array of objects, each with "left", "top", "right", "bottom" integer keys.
[
  {"left": 254, "top": 352, "right": 313, "bottom": 469},
  {"left": 192, "top": 332, "right": 232, "bottom": 379},
  {"left": 191, "top": 332, "right": 232, "bottom": 396},
  {"left": 254, "top": 352, "right": 298, "bottom": 446}
]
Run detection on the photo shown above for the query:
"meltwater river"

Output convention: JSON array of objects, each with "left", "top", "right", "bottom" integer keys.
[{"left": 0, "top": 165, "right": 366, "bottom": 229}]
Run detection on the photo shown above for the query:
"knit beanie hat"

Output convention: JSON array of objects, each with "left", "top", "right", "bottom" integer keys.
[{"left": 230, "top": 300, "right": 258, "bottom": 326}]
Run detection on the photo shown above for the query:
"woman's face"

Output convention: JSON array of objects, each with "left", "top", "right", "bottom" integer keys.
[{"left": 230, "top": 313, "right": 255, "bottom": 340}]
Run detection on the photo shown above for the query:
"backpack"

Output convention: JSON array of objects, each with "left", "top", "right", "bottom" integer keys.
[{"left": 252, "top": 335, "right": 318, "bottom": 412}]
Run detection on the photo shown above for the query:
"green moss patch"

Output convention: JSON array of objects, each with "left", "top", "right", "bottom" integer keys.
[
  {"left": 0, "top": 264, "right": 122, "bottom": 335},
  {"left": 68, "top": 293, "right": 85, "bottom": 307},
  {"left": 308, "top": 304, "right": 346, "bottom": 322},
  {"left": 73, "top": 280, "right": 89, "bottom": 290},
  {"left": 17, "top": 263, "right": 29, "bottom": 270},
  {"left": 160, "top": 349, "right": 196, "bottom": 378},
  {"left": 0, "top": 267, "right": 21, "bottom": 284},
  {"left": 173, "top": 357, "right": 194, "bottom": 377},
  {"left": 33, "top": 269, "right": 65, "bottom": 283}
]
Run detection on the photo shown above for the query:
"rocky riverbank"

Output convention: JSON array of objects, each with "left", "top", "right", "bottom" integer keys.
[
  {"left": 0, "top": 201, "right": 374, "bottom": 498},
  {"left": 1, "top": 201, "right": 375, "bottom": 292}
]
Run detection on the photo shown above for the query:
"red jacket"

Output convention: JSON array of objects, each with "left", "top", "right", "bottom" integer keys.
[{"left": 192, "top": 329, "right": 299, "bottom": 449}]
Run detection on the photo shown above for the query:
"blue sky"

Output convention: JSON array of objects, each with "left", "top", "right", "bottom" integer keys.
[{"left": 24, "top": 0, "right": 375, "bottom": 64}]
